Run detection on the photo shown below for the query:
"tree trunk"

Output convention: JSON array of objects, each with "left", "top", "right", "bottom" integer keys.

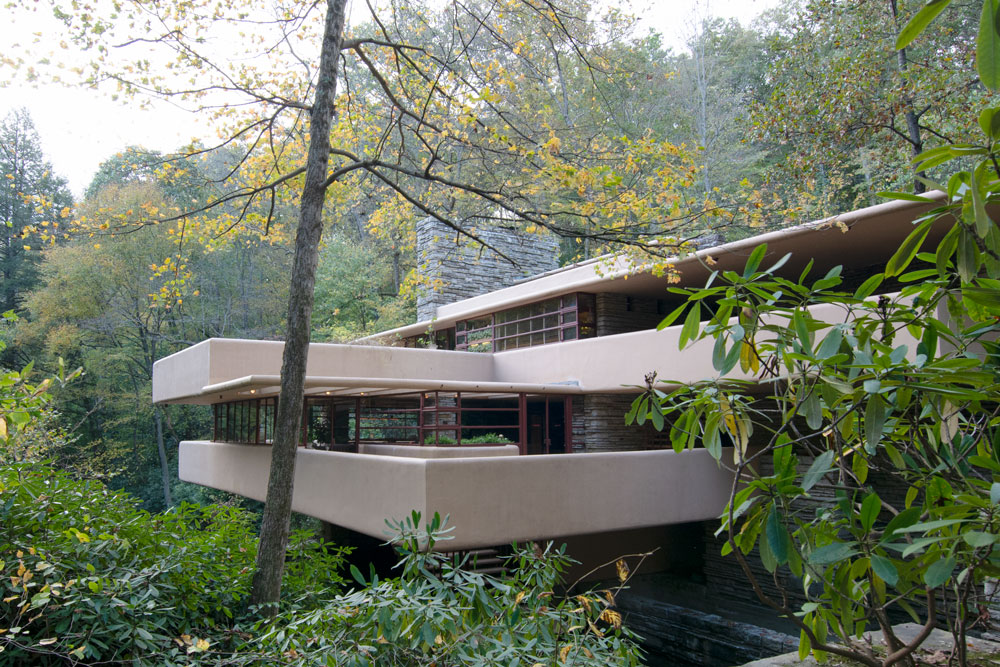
[
  {"left": 889, "top": 0, "right": 927, "bottom": 193},
  {"left": 250, "top": 0, "right": 348, "bottom": 613},
  {"left": 154, "top": 406, "right": 172, "bottom": 508}
]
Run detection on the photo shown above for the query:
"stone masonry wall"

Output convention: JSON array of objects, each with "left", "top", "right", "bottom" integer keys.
[
  {"left": 595, "top": 293, "right": 664, "bottom": 336},
  {"left": 617, "top": 592, "right": 798, "bottom": 667},
  {"left": 415, "top": 216, "right": 559, "bottom": 322},
  {"left": 577, "top": 394, "right": 669, "bottom": 452}
]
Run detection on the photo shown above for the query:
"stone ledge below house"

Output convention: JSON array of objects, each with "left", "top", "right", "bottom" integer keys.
[
  {"left": 616, "top": 590, "right": 798, "bottom": 666},
  {"left": 740, "top": 623, "right": 1000, "bottom": 666}
]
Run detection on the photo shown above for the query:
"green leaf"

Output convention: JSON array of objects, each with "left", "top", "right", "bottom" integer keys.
[
  {"left": 958, "top": 228, "right": 980, "bottom": 282},
  {"left": 895, "top": 0, "right": 952, "bottom": 50},
  {"left": 744, "top": 244, "right": 768, "bottom": 278},
  {"left": 679, "top": 302, "right": 702, "bottom": 349},
  {"left": 816, "top": 327, "right": 843, "bottom": 359},
  {"left": 871, "top": 555, "right": 899, "bottom": 587},
  {"left": 963, "top": 286, "right": 1000, "bottom": 309},
  {"left": 802, "top": 451, "right": 834, "bottom": 492},
  {"left": 766, "top": 505, "right": 791, "bottom": 566},
  {"left": 897, "top": 518, "right": 970, "bottom": 533},
  {"left": 970, "top": 455, "right": 1000, "bottom": 473},
  {"left": 809, "top": 541, "right": 857, "bottom": 565},
  {"left": 882, "top": 507, "right": 922, "bottom": 542},
  {"left": 971, "top": 164, "right": 992, "bottom": 237},
  {"left": 853, "top": 453, "right": 869, "bottom": 484},
  {"left": 936, "top": 224, "right": 959, "bottom": 275},
  {"left": 963, "top": 531, "right": 997, "bottom": 548},
  {"left": 793, "top": 310, "right": 811, "bottom": 352},
  {"left": 861, "top": 493, "right": 881, "bottom": 532},
  {"left": 877, "top": 190, "right": 938, "bottom": 203},
  {"left": 813, "top": 264, "right": 843, "bottom": 290},
  {"left": 886, "top": 219, "right": 934, "bottom": 277},
  {"left": 712, "top": 334, "right": 727, "bottom": 372},
  {"left": 884, "top": 443, "right": 906, "bottom": 468},
  {"left": 720, "top": 338, "right": 743, "bottom": 375},
  {"left": 625, "top": 397, "right": 640, "bottom": 425},
  {"left": 898, "top": 599, "right": 922, "bottom": 624},
  {"left": 649, "top": 402, "right": 664, "bottom": 431},
  {"left": 979, "top": 106, "right": 1000, "bottom": 140},
  {"left": 991, "top": 482, "right": 1000, "bottom": 505},
  {"left": 918, "top": 325, "right": 939, "bottom": 359},
  {"left": 865, "top": 396, "right": 887, "bottom": 453},
  {"left": 924, "top": 556, "right": 955, "bottom": 588},
  {"left": 704, "top": 414, "right": 722, "bottom": 460},
  {"left": 854, "top": 273, "right": 884, "bottom": 300},
  {"left": 657, "top": 301, "right": 689, "bottom": 330},
  {"left": 917, "top": 150, "right": 961, "bottom": 171},
  {"left": 903, "top": 535, "right": 949, "bottom": 558},
  {"left": 763, "top": 252, "right": 792, "bottom": 276},
  {"left": 978, "top": 0, "right": 1000, "bottom": 91},
  {"left": 802, "top": 391, "right": 822, "bottom": 430},
  {"left": 758, "top": 524, "right": 778, "bottom": 573}
]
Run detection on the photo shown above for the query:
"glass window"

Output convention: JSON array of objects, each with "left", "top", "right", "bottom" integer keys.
[{"left": 457, "top": 293, "right": 595, "bottom": 353}]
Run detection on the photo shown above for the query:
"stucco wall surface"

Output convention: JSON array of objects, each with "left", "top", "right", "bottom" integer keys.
[{"left": 178, "top": 441, "right": 736, "bottom": 550}]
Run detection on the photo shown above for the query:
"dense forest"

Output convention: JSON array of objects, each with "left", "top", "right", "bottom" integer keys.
[
  {"left": 1, "top": 0, "right": 997, "bottom": 664},
  {"left": 4, "top": 0, "right": 986, "bottom": 510}
]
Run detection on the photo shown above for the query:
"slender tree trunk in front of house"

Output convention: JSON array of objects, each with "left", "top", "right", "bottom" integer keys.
[
  {"left": 154, "top": 406, "right": 172, "bottom": 508},
  {"left": 250, "top": 0, "right": 348, "bottom": 613}
]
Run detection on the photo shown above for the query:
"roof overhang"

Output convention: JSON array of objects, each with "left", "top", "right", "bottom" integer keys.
[
  {"left": 361, "top": 193, "right": 949, "bottom": 342},
  {"left": 189, "top": 374, "right": 583, "bottom": 404}
]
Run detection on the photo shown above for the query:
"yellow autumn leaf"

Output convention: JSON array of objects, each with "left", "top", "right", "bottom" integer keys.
[
  {"left": 599, "top": 608, "right": 622, "bottom": 629},
  {"left": 38, "top": 638, "right": 57, "bottom": 646},
  {"left": 615, "top": 558, "right": 629, "bottom": 583},
  {"left": 733, "top": 417, "right": 749, "bottom": 464},
  {"left": 559, "top": 645, "right": 572, "bottom": 663},
  {"left": 720, "top": 394, "right": 737, "bottom": 437}
]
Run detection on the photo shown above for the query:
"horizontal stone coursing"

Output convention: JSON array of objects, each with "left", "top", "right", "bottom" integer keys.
[
  {"left": 577, "top": 394, "right": 668, "bottom": 452},
  {"left": 617, "top": 592, "right": 798, "bottom": 666},
  {"left": 595, "top": 293, "right": 664, "bottom": 336},
  {"left": 416, "top": 217, "right": 559, "bottom": 322}
]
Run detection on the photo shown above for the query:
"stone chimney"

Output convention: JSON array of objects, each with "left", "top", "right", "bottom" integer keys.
[{"left": 415, "top": 217, "right": 559, "bottom": 322}]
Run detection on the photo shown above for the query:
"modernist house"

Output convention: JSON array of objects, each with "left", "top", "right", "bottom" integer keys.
[{"left": 152, "top": 196, "right": 947, "bottom": 567}]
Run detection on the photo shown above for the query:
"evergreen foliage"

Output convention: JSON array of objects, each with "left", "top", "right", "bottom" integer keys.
[{"left": 0, "top": 109, "right": 72, "bottom": 323}]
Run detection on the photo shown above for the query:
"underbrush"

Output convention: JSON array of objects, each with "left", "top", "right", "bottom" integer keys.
[
  {"left": 0, "top": 464, "right": 639, "bottom": 666},
  {"left": 0, "top": 462, "right": 346, "bottom": 665}
]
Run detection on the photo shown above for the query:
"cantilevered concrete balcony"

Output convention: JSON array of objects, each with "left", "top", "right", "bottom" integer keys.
[
  {"left": 179, "top": 441, "right": 736, "bottom": 551},
  {"left": 153, "top": 292, "right": 926, "bottom": 407}
]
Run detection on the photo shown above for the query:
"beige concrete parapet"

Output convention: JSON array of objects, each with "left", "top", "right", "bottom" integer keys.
[
  {"left": 153, "top": 338, "right": 494, "bottom": 404},
  {"left": 156, "top": 292, "right": 926, "bottom": 404},
  {"left": 178, "top": 441, "right": 736, "bottom": 550}
]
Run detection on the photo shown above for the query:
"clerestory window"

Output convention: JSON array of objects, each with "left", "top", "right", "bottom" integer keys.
[{"left": 455, "top": 293, "right": 595, "bottom": 353}]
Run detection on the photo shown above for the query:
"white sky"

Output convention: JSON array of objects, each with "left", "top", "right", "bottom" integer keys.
[{"left": 0, "top": 0, "right": 780, "bottom": 198}]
